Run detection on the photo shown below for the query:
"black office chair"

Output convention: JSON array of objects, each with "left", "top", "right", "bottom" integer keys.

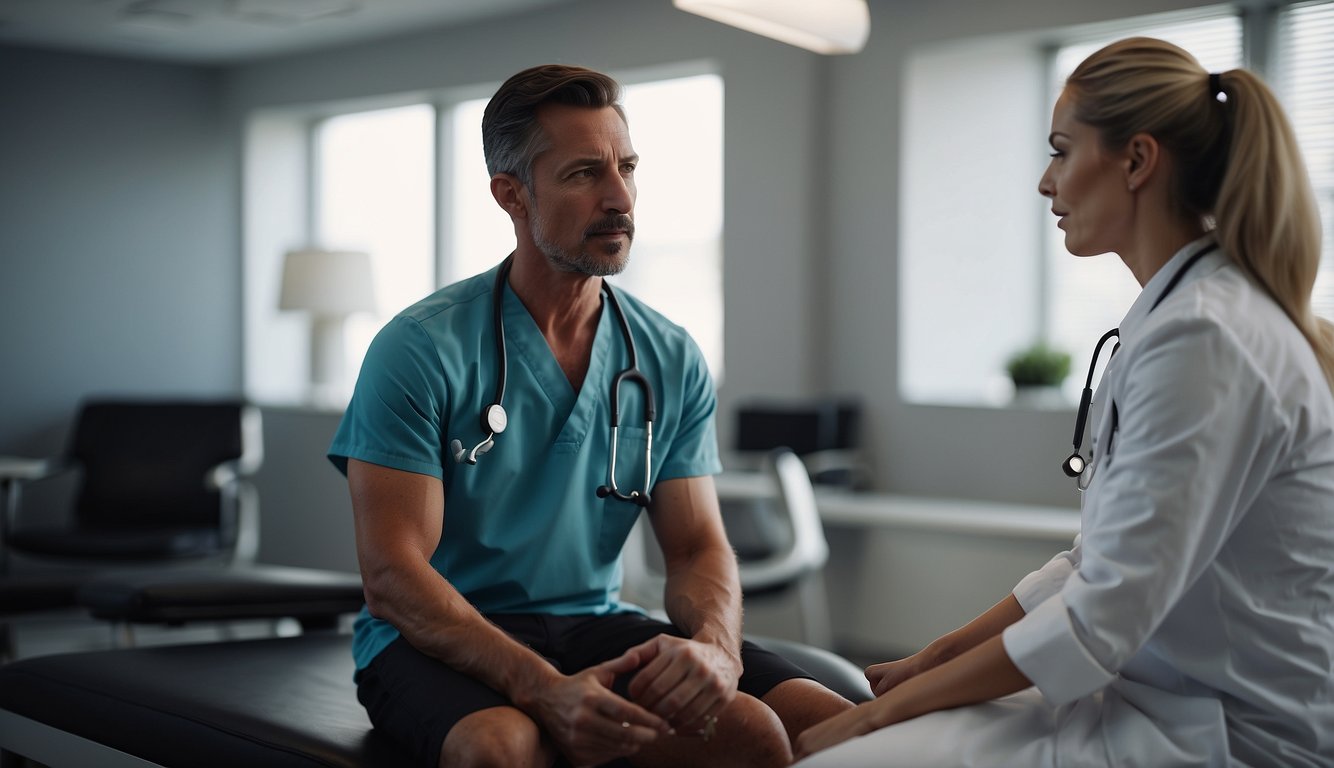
[
  {"left": 732, "top": 397, "right": 866, "bottom": 488},
  {"left": 0, "top": 398, "right": 263, "bottom": 659},
  {"left": 3, "top": 398, "right": 263, "bottom": 567}
]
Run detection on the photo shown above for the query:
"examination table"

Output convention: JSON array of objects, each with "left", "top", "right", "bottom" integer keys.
[{"left": 0, "top": 567, "right": 873, "bottom": 767}]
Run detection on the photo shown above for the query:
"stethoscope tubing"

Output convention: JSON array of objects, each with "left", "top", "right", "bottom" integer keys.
[
  {"left": 1063, "top": 242, "right": 1219, "bottom": 485},
  {"left": 453, "top": 255, "right": 656, "bottom": 507}
]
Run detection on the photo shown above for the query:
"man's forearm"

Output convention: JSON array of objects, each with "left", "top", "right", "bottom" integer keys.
[
  {"left": 663, "top": 543, "right": 743, "bottom": 658},
  {"left": 363, "top": 555, "right": 560, "bottom": 704}
]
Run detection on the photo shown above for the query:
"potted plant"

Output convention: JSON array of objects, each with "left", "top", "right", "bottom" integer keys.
[{"left": 1006, "top": 342, "right": 1072, "bottom": 405}]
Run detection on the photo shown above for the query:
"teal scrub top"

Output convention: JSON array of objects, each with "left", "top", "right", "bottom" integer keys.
[{"left": 329, "top": 262, "right": 721, "bottom": 670}]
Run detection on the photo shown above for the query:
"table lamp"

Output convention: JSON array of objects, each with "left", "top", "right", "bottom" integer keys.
[{"left": 279, "top": 248, "right": 376, "bottom": 405}]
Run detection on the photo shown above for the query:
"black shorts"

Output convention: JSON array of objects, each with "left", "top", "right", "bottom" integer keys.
[{"left": 356, "top": 613, "right": 814, "bottom": 768}]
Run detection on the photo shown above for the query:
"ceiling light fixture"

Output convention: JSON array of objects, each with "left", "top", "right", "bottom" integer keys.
[{"left": 673, "top": 0, "right": 870, "bottom": 55}]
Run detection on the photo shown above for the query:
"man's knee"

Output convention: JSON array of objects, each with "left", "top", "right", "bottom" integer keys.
[
  {"left": 714, "top": 693, "right": 793, "bottom": 768},
  {"left": 763, "top": 677, "right": 857, "bottom": 743},
  {"left": 440, "top": 706, "right": 551, "bottom": 768}
]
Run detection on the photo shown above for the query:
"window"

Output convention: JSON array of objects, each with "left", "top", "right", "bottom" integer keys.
[
  {"left": 314, "top": 104, "right": 436, "bottom": 400},
  {"left": 1276, "top": 1, "right": 1334, "bottom": 320},
  {"left": 244, "top": 70, "right": 725, "bottom": 408},
  {"left": 899, "top": 3, "right": 1334, "bottom": 407}
]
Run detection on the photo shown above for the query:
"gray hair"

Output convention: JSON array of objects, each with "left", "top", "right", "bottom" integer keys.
[{"left": 481, "top": 64, "right": 627, "bottom": 190}]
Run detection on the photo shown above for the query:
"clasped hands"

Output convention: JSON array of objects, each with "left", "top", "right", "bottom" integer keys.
[{"left": 534, "top": 633, "right": 741, "bottom": 767}]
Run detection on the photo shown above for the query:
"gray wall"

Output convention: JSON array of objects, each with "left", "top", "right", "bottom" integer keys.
[
  {"left": 0, "top": 45, "right": 239, "bottom": 454},
  {"left": 2, "top": 0, "right": 1213, "bottom": 577}
]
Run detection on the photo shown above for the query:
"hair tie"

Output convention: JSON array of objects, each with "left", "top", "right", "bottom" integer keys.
[{"left": 1210, "top": 72, "right": 1228, "bottom": 104}]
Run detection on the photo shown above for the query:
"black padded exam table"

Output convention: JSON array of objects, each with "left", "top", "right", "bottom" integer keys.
[{"left": 0, "top": 625, "right": 871, "bottom": 767}]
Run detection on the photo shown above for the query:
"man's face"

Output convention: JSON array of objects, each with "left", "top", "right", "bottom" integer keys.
[{"left": 526, "top": 104, "right": 638, "bottom": 276}]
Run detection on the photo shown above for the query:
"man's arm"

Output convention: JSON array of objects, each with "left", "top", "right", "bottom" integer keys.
[
  {"left": 622, "top": 475, "right": 744, "bottom": 729},
  {"left": 348, "top": 459, "right": 668, "bottom": 762}
]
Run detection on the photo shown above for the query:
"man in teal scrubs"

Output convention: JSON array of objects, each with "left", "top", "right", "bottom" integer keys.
[{"left": 329, "top": 64, "right": 852, "bottom": 768}]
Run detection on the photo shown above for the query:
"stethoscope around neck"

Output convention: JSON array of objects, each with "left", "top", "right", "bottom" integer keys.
[
  {"left": 448, "top": 256, "right": 656, "bottom": 507},
  {"left": 1061, "top": 242, "right": 1218, "bottom": 488}
]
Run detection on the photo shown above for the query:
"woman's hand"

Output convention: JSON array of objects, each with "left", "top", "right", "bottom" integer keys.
[
  {"left": 792, "top": 700, "right": 888, "bottom": 760},
  {"left": 866, "top": 644, "right": 947, "bottom": 697}
]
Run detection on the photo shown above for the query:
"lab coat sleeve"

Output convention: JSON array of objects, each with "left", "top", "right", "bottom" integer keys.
[
  {"left": 1011, "top": 536, "right": 1080, "bottom": 612},
  {"left": 1004, "top": 315, "right": 1287, "bottom": 706}
]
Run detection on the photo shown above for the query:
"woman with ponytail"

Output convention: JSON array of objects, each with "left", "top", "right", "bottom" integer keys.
[{"left": 794, "top": 38, "right": 1334, "bottom": 767}]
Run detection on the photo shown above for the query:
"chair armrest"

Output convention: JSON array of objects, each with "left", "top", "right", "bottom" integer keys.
[
  {"left": 203, "top": 460, "right": 240, "bottom": 491},
  {"left": 0, "top": 456, "right": 65, "bottom": 485},
  {"left": 203, "top": 404, "right": 263, "bottom": 491}
]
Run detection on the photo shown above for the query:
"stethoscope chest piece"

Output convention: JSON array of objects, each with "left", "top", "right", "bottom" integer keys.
[{"left": 483, "top": 404, "right": 508, "bottom": 434}]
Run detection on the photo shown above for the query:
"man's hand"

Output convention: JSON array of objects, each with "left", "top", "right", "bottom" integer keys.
[
  {"left": 527, "top": 651, "right": 671, "bottom": 767},
  {"left": 618, "top": 634, "right": 742, "bottom": 735}
]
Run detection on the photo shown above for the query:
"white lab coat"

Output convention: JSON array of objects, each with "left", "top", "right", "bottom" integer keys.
[{"left": 797, "top": 237, "right": 1334, "bottom": 767}]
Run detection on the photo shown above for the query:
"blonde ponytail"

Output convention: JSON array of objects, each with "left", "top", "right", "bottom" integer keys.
[{"left": 1211, "top": 69, "right": 1334, "bottom": 387}]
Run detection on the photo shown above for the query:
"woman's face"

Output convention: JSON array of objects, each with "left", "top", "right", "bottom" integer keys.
[{"left": 1038, "top": 91, "right": 1131, "bottom": 257}]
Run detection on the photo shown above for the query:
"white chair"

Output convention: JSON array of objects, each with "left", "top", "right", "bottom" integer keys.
[
  {"left": 735, "top": 448, "right": 833, "bottom": 648},
  {"left": 619, "top": 448, "right": 834, "bottom": 648}
]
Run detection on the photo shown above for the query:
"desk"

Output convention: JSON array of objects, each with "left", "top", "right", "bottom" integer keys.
[
  {"left": 0, "top": 458, "right": 50, "bottom": 575},
  {"left": 714, "top": 471, "right": 1080, "bottom": 542}
]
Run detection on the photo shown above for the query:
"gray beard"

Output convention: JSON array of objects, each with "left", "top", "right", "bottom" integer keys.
[{"left": 530, "top": 207, "right": 633, "bottom": 277}]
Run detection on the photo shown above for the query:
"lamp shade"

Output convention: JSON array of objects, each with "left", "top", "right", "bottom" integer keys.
[
  {"left": 279, "top": 249, "right": 376, "bottom": 317},
  {"left": 673, "top": 0, "right": 870, "bottom": 55}
]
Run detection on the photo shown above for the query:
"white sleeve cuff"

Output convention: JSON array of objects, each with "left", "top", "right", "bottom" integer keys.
[
  {"left": 1002, "top": 594, "right": 1115, "bottom": 706},
  {"left": 1012, "top": 553, "right": 1075, "bottom": 612}
]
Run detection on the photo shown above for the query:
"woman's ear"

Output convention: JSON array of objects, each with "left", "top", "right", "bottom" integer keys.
[
  {"left": 490, "top": 174, "right": 529, "bottom": 220},
  {"left": 1124, "top": 132, "right": 1161, "bottom": 193}
]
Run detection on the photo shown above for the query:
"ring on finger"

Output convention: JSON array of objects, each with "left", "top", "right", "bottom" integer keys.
[{"left": 696, "top": 715, "right": 719, "bottom": 742}]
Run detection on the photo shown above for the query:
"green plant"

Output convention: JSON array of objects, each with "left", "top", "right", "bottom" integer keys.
[{"left": 1006, "top": 343, "right": 1072, "bottom": 388}]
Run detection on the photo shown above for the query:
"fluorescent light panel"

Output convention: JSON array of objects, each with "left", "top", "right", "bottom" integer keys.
[{"left": 673, "top": 0, "right": 870, "bottom": 54}]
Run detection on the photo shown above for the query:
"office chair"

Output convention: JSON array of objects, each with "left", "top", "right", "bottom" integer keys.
[
  {"left": 733, "top": 398, "right": 867, "bottom": 488},
  {"left": 2, "top": 398, "right": 263, "bottom": 568},
  {"left": 622, "top": 448, "right": 835, "bottom": 648},
  {"left": 732, "top": 448, "right": 833, "bottom": 648}
]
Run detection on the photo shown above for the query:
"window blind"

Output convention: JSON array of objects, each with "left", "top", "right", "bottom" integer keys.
[{"left": 1276, "top": 1, "right": 1334, "bottom": 320}]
